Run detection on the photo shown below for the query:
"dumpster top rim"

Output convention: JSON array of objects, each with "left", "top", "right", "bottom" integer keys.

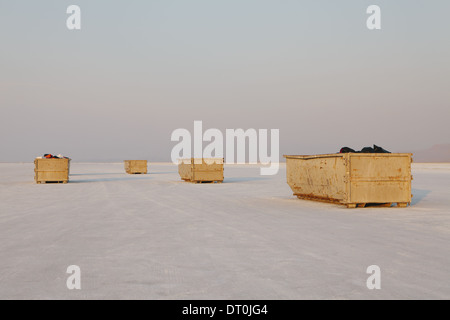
[
  {"left": 283, "top": 153, "right": 413, "bottom": 159},
  {"left": 178, "top": 158, "right": 224, "bottom": 164},
  {"left": 34, "top": 158, "right": 71, "bottom": 161}
]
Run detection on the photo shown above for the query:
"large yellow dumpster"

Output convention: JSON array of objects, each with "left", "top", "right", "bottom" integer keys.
[{"left": 284, "top": 153, "right": 413, "bottom": 208}]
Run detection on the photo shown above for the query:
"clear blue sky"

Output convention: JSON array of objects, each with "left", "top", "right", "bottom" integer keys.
[{"left": 1, "top": 0, "right": 449, "bottom": 161}]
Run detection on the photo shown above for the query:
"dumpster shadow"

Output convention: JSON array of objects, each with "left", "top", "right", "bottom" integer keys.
[
  {"left": 224, "top": 177, "right": 271, "bottom": 183},
  {"left": 72, "top": 172, "right": 175, "bottom": 176},
  {"left": 70, "top": 173, "right": 124, "bottom": 176},
  {"left": 150, "top": 171, "right": 176, "bottom": 175},
  {"left": 411, "top": 189, "right": 431, "bottom": 206},
  {"left": 70, "top": 176, "right": 152, "bottom": 183}
]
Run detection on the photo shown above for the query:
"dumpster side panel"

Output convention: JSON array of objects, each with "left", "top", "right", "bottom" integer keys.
[
  {"left": 192, "top": 165, "right": 224, "bottom": 182},
  {"left": 348, "top": 154, "right": 412, "bottom": 204},
  {"left": 178, "top": 160, "right": 193, "bottom": 181},
  {"left": 192, "top": 159, "right": 224, "bottom": 182},
  {"left": 34, "top": 158, "right": 70, "bottom": 183},
  {"left": 349, "top": 154, "right": 411, "bottom": 181},
  {"left": 286, "top": 156, "right": 348, "bottom": 202},
  {"left": 350, "top": 181, "right": 411, "bottom": 203}
]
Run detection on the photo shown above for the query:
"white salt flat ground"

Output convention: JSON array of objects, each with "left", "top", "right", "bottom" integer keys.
[{"left": 0, "top": 162, "right": 449, "bottom": 299}]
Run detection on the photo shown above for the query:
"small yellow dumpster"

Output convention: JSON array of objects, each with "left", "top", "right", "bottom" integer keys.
[
  {"left": 178, "top": 158, "right": 224, "bottom": 183},
  {"left": 124, "top": 160, "right": 148, "bottom": 174},
  {"left": 34, "top": 158, "right": 71, "bottom": 184}
]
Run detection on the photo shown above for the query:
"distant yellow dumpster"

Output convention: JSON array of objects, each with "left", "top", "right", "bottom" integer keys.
[
  {"left": 124, "top": 160, "right": 148, "bottom": 174},
  {"left": 178, "top": 158, "right": 224, "bottom": 183},
  {"left": 284, "top": 153, "right": 413, "bottom": 208}
]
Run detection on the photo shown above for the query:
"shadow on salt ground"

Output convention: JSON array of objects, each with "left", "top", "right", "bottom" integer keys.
[
  {"left": 148, "top": 171, "right": 176, "bottom": 175},
  {"left": 70, "top": 173, "right": 123, "bottom": 176},
  {"left": 70, "top": 176, "right": 152, "bottom": 183},
  {"left": 411, "top": 189, "right": 432, "bottom": 206},
  {"left": 223, "top": 177, "right": 271, "bottom": 183},
  {"left": 71, "top": 172, "right": 174, "bottom": 176}
]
